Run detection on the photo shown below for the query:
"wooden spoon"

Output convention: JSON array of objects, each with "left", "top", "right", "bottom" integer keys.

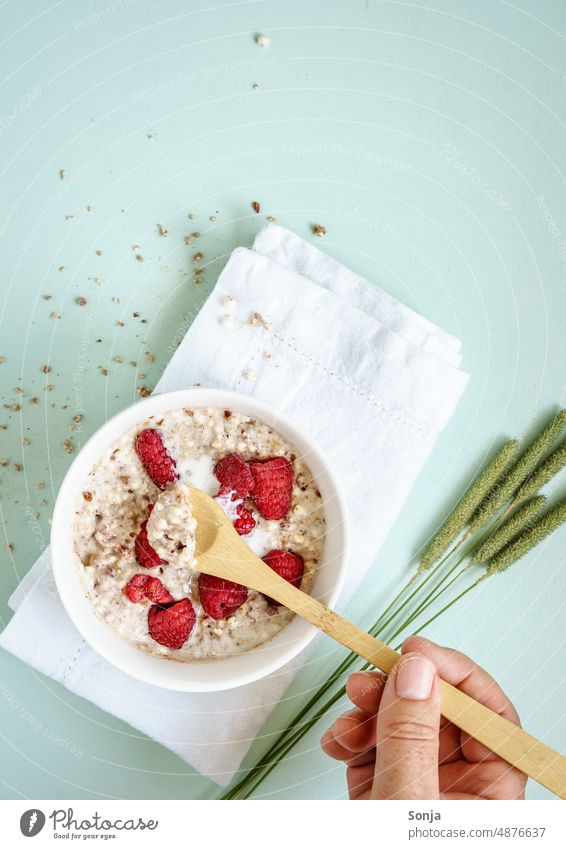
[{"left": 189, "top": 487, "right": 566, "bottom": 798}]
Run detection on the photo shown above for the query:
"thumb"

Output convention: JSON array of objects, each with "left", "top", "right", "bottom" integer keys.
[{"left": 371, "top": 652, "right": 440, "bottom": 799}]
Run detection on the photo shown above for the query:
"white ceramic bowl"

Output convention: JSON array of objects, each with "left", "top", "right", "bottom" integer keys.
[{"left": 51, "top": 388, "right": 349, "bottom": 692}]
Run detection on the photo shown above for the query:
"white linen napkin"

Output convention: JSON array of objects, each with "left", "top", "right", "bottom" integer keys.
[{"left": 0, "top": 225, "right": 468, "bottom": 786}]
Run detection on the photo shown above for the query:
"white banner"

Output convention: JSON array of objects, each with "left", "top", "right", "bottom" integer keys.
[{"left": 1, "top": 799, "right": 563, "bottom": 848}]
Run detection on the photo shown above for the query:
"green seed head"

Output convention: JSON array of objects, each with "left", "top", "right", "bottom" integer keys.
[
  {"left": 419, "top": 439, "right": 519, "bottom": 570},
  {"left": 485, "top": 497, "right": 566, "bottom": 574},
  {"left": 472, "top": 496, "right": 546, "bottom": 563},
  {"left": 470, "top": 409, "right": 566, "bottom": 532}
]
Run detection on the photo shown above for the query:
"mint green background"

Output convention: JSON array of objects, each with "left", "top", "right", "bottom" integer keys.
[{"left": 1, "top": 0, "right": 566, "bottom": 801}]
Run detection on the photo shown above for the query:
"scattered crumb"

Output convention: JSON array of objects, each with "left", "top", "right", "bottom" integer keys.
[
  {"left": 7, "top": 543, "right": 13, "bottom": 553},
  {"left": 72, "top": 414, "right": 82, "bottom": 423},
  {"left": 221, "top": 315, "right": 233, "bottom": 328},
  {"left": 184, "top": 235, "right": 193, "bottom": 245},
  {"left": 252, "top": 201, "right": 260, "bottom": 213},
  {"left": 96, "top": 250, "right": 102, "bottom": 256},
  {"left": 114, "top": 355, "right": 124, "bottom": 363},
  {"left": 65, "top": 214, "right": 76, "bottom": 221},
  {"left": 63, "top": 439, "right": 74, "bottom": 454},
  {"left": 50, "top": 312, "right": 62, "bottom": 320},
  {"left": 95, "top": 278, "right": 104, "bottom": 286},
  {"left": 313, "top": 224, "right": 327, "bottom": 237},
  {"left": 0, "top": 458, "right": 8, "bottom": 467},
  {"left": 224, "top": 295, "right": 236, "bottom": 310},
  {"left": 83, "top": 491, "right": 93, "bottom": 501},
  {"left": 135, "top": 254, "right": 144, "bottom": 262},
  {"left": 243, "top": 369, "right": 256, "bottom": 381},
  {"left": 193, "top": 252, "right": 203, "bottom": 263},
  {"left": 188, "top": 212, "right": 197, "bottom": 220},
  {"left": 209, "top": 215, "right": 217, "bottom": 222},
  {"left": 138, "top": 386, "right": 151, "bottom": 398},
  {"left": 130, "top": 361, "right": 137, "bottom": 367},
  {"left": 37, "top": 498, "right": 48, "bottom": 506},
  {"left": 76, "top": 296, "right": 87, "bottom": 307},
  {"left": 100, "top": 367, "right": 108, "bottom": 377},
  {"left": 112, "top": 297, "right": 120, "bottom": 303},
  {"left": 252, "top": 83, "right": 260, "bottom": 90},
  {"left": 59, "top": 266, "right": 67, "bottom": 273},
  {"left": 266, "top": 215, "right": 277, "bottom": 224},
  {"left": 132, "top": 244, "right": 141, "bottom": 251},
  {"left": 14, "top": 463, "right": 22, "bottom": 472},
  {"left": 147, "top": 132, "right": 156, "bottom": 140},
  {"left": 248, "top": 312, "right": 273, "bottom": 331},
  {"left": 30, "top": 397, "right": 39, "bottom": 404},
  {"left": 0, "top": 355, "right": 4, "bottom": 364},
  {"left": 117, "top": 321, "right": 125, "bottom": 327},
  {"left": 59, "top": 169, "right": 68, "bottom": 181},
  {"left": 256, "top": 34, "right": 269, "bottom": 48},
  {"left": 157, "top": 223, "right": 168, "bottom": 237},
  {"left": 35, "top": 481, "right": 45, "bottom": 489},
  {"left": 41, "top": 364, "right": 51, "bottom": 374},
  {"left": 145, "top": 352, "right": 155, "bottom": 364},
  {"left": 86, "top": 205, "right": 94, "bottom": 212},
  {"left": 21, "top": 437, "right": 30, "bottom": 445},
  {"left": 191, "top": 231, "right": 201, "bottom": 239},
  {"left": 264, "top": 351, "right": 272, "bottom": 360}
]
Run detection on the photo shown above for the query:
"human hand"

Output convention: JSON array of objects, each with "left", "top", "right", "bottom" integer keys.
[{"left": 321, "top": 636, "right": 527, "bottom": 799}]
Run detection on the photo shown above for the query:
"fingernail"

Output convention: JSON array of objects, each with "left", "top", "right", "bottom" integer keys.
[{"left": 395, "top": 655, "right": 435, "bottom": 700}]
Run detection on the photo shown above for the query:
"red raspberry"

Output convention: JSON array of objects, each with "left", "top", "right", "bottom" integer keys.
[
  {"left": 250, "top": 457, "right": 293, "bottom": 520},
  {"left": 124, "top": 574, "right": 174, "bottom": 605},
  {"left": 124, "top": 574, "right": 149, "bottom": 603},
  {"left": 147, "top": 598, "right": 195, "bottom": 649},
  {"left": 135, "top": 428, "right": 178, "bottom": 490},
  {"left": 233, "top": 504, "right": 256, "bottom": 536},
  {"left": 134, "top": 505, "right": 167, "bottom": 569},
  {"left": 262, "top": 549, "right": 304, "bottom": 605},
  {"left": 214, "top": 453, "right": 255, "bottom": 499},
  {"left": 198, "top": 573, "right": 248, "bottom": 620}
]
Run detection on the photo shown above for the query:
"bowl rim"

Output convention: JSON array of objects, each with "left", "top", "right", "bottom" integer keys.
[{"left": 51, "top": 388, "right": 349, "bottom": 692}]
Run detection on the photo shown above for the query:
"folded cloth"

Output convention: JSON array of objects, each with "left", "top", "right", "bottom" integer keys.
[{"left": 0, "top": 225, "right": 468, "bottom": 786}]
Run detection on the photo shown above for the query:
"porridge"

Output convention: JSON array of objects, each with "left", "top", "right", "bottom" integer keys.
[{"left": 73, "top": 407, "right": 325, "bottom": 661}]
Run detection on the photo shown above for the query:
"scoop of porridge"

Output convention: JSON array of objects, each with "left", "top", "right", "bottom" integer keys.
[
  {"left": 147, "top": 483, "right": 197, "bottom": 567},
  {"left": 73, "top": 406, "right": 325, "bottom": 662}
]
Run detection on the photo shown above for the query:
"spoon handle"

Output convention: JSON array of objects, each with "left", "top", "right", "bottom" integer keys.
[{"left": 201, "top": 545, "right": 566, "bottom": 798}]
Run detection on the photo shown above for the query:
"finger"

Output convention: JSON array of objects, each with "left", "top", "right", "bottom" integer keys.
[
  {"left": 372, "top": 652, "right": 441, "bottom": 800},
  {"left": 439, "top": 760, "right": 526, "bottom": 800},
  {"left": 332, "top": 708, "right": 377, "bottom": 753},
  {"left": 321, "top": 729, "right": 355, "bottom": 762},
  {"left": 320, "top": 728, "right": 375, "bottom": 766},
  {"left": 438, "top": 716, "right": 462, "bottom": 764},
  {"left": 347, "top": 762, "right": 376, "bottom": 799},
  {"left": 402, "top": 636, "right": 521, "bottom": 763},
  {"left": 346, "top": 670, "right": 387, "bottom": 714}
]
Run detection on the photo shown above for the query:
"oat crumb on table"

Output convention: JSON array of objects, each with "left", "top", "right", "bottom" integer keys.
[
  {"left": 63, "top": 439, "right": 73, "bottom": 454},
  {"left": 313, "top": 224, "right": 327, "bottom": 237}
]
